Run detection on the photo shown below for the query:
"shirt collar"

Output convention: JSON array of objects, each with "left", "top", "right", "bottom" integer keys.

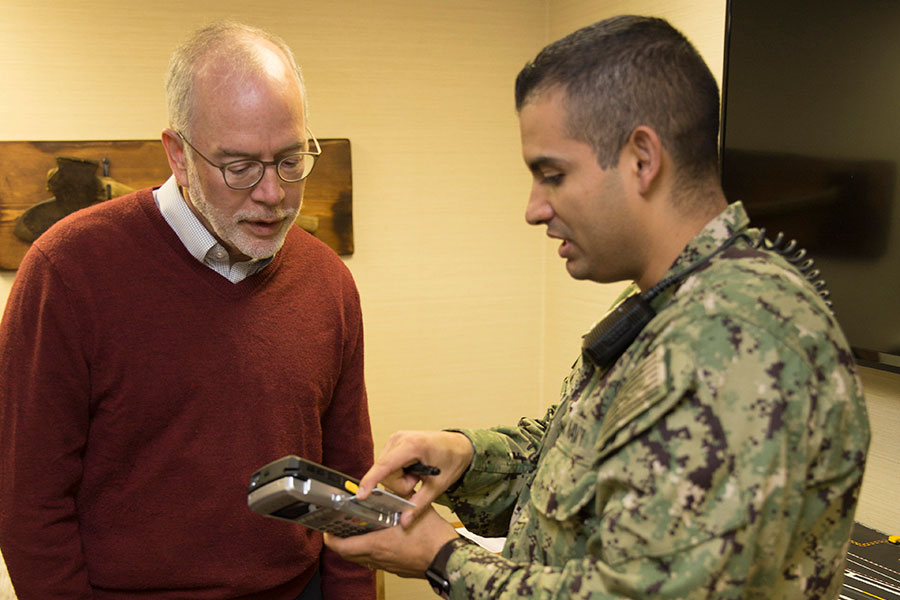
[
  {"left": 153, "top": 175, "right": 272, "bottom": 282},
  {"left": 603, "top": 202, "right": 753, "bottom": 313},
  {"left": 155, "top": 175, "right": 219, "bottom": 263},
  {"left": 667, "top": 201, "right": 751, "bottom": 275}
]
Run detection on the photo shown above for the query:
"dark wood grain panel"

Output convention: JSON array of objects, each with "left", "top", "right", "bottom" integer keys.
[{"left": 0, "top": 138, "right": 352, "bottom": 270}]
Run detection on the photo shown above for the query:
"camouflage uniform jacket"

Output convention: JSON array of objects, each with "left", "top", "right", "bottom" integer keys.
[{"left": 441, "top": 202, "right": 870, "bottom": 599}]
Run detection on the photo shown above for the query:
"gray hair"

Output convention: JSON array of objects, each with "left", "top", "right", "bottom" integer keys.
[{"left": 165, "top": 21, "right": 308, "bottom": 136}]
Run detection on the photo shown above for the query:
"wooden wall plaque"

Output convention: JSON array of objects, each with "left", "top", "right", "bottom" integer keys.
[{"left": 0, "top": 139, "right": 353, "bottom": 270}]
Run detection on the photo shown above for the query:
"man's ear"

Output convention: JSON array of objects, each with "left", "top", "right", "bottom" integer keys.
[
  {"left": 161, "top": 128, "right": 190, "bottom": 187},
  {"left": 623, "top": 125, "right": 663, "bottom": 195}
]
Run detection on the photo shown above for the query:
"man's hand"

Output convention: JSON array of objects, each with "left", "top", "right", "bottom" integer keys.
[
  {"left": 355, "top": 430, "right": 474, "bottom": 527},
  {"left": 323, "top": 506, "right": 460, "bottom": 578}
]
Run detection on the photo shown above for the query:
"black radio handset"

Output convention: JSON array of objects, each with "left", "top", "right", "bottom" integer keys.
[
  {"left": 581, "top": 294, "right": 657, "bottom": 370},
  {"left": 580, "top": 241, "right": 730, "bottom": 370},
  {"left": 581, "top": 229, "right": 832, "bottom": 370}
]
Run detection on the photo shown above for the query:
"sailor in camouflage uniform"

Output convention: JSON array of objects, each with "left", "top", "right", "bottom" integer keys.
[{"left": 325, "top": 15, "right": 870, "bottom": 599}]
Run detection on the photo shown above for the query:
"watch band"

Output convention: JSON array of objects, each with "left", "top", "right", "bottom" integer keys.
[{"left": 425, "top": 536, "right": 469, "bottom": 599}]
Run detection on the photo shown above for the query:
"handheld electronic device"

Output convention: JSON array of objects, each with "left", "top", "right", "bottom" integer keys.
[{"left": 247, "top": 455, "right": 415, "bottom": 537}]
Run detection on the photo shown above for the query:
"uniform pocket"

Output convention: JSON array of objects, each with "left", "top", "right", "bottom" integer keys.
[
  {"left": 517, "top": 441, "right": 601, "bottom": 565},
  {"left": 529, "top": 441, "right": 597, "bottom": 521}
]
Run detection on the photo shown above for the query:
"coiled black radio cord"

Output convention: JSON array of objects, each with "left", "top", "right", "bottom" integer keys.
[{"left": 754, "top": 228, "right": 832, "bottom": 311}]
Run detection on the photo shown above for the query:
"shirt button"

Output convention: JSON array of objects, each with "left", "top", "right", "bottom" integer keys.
[{"left": 215, "top": 249, "right": 226, "bottom": 259}]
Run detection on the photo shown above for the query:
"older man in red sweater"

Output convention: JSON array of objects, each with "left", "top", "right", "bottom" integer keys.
[{"left": 0, "top": 22, "right": 375, "bottom": 600}]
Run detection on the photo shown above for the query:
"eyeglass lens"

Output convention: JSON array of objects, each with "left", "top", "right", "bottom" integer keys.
[{"left": 223, "top": 154, "right": 315, "bottom": 189}]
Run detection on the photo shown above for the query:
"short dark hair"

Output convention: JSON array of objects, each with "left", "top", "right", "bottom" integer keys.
[{"left": 515, "top": 15, "right": 720, "bottom": 182}]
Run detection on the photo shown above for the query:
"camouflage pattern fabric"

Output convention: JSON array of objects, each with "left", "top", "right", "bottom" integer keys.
[{"left": 440, "top": 202, "right": 870, "bottom": 599}]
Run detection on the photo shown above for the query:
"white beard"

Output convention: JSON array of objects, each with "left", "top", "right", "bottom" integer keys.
[{"left": 186, "top": 159, "right": 298, "bottom": 260}]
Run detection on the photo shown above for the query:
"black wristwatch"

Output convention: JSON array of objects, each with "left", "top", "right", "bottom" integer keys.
[{"left": 425, "top": 537, "right": 469, "bottom": 598}]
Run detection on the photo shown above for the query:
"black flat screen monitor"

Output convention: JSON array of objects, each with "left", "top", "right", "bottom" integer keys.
[{"left": 720, "top": 0, "right": 900, "bottom": 373}]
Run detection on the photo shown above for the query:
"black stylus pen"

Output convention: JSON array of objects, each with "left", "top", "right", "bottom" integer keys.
[{"left": 402, "top": 462, "right": 441, "bottom": 476}]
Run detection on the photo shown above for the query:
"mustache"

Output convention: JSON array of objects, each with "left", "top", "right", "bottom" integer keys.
[{"left": 234, "top": 206, "right": 299, "bottom": 223}]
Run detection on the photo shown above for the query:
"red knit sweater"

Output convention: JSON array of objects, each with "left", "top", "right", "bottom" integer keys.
[{"left": 0, "top": 188, "right": 375, "bottom": 599}]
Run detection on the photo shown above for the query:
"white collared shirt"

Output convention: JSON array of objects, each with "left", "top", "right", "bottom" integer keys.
[{"left": 153, "top": 176, "right": 271, "bottom": 283}]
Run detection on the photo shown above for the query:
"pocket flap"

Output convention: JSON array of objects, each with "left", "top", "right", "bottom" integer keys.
[{"left": 529, "top": 443, "right": 596, "bottom": 520}]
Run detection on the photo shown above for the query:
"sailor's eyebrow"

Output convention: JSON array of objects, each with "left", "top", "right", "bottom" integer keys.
[{"left": 526, "top": 155, "right": 566, "bottom": 173}]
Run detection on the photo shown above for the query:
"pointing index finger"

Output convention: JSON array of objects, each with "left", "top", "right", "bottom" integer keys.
[{"left": 356, "top": 459, "right": 404, "bottom": 500}]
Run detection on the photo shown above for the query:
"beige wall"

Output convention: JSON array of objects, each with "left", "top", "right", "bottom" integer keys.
[{"left": 0, "top": 1, "right": 897, "bottom": 599}]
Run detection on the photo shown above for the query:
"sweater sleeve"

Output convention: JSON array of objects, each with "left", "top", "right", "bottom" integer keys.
[
  {"left": 0, "top": 247, "right": 95, "bottom": 599},
  {"left": 317, "top": 277, "right": 376, "bottom": 599}
]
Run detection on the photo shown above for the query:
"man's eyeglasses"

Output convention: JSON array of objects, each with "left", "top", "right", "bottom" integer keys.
[{"left": 177, "top": 130, "right": 321, "bottom": 190}]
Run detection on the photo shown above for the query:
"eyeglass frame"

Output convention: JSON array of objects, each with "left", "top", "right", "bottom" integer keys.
[{"left": 176, "top": 129, "right": 322, "bottom": 190}]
